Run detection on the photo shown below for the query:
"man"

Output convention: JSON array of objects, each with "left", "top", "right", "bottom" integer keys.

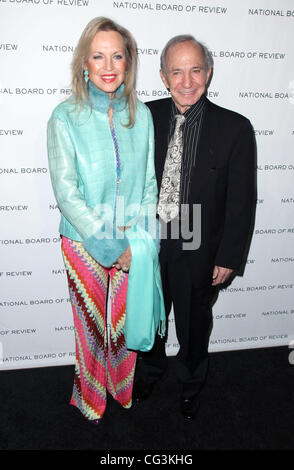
[{"left": 134, "top": 35, "right": 255, "bottom": 420}]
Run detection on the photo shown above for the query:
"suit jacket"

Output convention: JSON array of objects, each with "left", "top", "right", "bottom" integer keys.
[{"left": 146, "top": 97, "right": 256, "bottom": 287}]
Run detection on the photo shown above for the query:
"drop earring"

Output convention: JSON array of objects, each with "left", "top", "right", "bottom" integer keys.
[{"left": 84, "top": 69, "right": 89, "bottom": 84}]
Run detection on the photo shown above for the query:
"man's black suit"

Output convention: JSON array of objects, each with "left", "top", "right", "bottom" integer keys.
[{"left": 138, "top": 96, "right": 255, "bottom": 400}]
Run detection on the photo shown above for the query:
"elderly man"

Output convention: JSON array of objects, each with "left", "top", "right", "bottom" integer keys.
[{"left": 134, "top": 35, "right": 255, "bottom": 420}]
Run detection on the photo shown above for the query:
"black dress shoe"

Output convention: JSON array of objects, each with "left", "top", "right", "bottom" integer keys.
[
  {"left": 133, "top": 379, "right": 154, "bottom": 403},
  {"left": 180, "top": 397, "right": 200, "bottom": 420}
]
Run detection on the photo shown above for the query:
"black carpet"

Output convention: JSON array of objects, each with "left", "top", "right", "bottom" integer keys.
[{"left": 0, "top": 346, "right": 293, "bottom": 453}]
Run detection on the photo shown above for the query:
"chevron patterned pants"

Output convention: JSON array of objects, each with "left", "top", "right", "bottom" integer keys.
[{"left": 61, "top": 236, "right": 137, "bottom": 423}]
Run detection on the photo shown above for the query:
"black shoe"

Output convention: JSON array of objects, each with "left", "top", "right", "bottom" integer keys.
[
  {"left": 133, "top": 379, "right": 154, "bottom": 403},
  {"left": 180, "top": 397, "right": 200, "bottom": 420}
]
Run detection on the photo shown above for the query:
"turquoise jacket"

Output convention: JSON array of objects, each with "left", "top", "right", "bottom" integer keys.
[{"left": 47, "top": 92, "right": 158, "bottom": 267}]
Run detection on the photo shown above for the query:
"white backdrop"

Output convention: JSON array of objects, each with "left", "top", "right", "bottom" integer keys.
[{"left": 0, "top": 0, "right": 293, "bottom": 370}]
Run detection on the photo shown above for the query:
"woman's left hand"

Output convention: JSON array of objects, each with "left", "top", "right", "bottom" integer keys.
[{"left": 116, "top": 245, "right": 132, "bottom": 272}]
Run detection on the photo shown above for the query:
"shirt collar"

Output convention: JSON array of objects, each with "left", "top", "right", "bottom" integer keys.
[{"left": 171, "top": 94, "right": 206, "bottom": 127}]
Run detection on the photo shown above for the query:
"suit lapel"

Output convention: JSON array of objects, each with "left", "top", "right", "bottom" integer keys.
[
  {"left": 191, "top": 99, "right": 218, "bottom": 179},
  {"left": 152, "top": 99, "right": 173, "bottom": 189},
  {"left": 196, "top": 98, "right": 216, "bottom": 169}
]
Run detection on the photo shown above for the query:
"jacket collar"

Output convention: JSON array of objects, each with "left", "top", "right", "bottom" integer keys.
[{"left": 88, "top": 80, "right": 127, "bottom": 113}]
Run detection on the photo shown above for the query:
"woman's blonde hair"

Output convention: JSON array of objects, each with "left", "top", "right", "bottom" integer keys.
[{"left": 71, "top": 17, "right": 137, "bottom": 127}]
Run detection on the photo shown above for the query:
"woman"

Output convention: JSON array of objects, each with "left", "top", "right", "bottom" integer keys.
[{"left": 47, "top": 17, "right": 164, "bottom": 424}]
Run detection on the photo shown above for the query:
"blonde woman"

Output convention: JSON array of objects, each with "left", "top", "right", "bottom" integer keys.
[{"left": 47, "top": 17, "right": 164, "bottom": 424}]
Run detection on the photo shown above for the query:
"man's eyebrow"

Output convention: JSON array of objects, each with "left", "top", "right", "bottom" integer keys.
[{"left": 168, "top": 65, "right": 204, "bottom": 71}]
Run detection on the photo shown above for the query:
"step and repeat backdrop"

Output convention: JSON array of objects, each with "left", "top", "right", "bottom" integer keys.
[{"left": 0, "top": 0, "right": 293, "bottom": 369}]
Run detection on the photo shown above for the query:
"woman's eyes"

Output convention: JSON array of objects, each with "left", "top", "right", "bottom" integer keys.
[{"left": 92, "top": 54, "right": 124, "bottom": 60}]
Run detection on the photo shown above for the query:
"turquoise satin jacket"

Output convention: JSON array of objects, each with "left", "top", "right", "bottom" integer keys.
[{"left": 47, "top": 93, "right": 157, "bottom": 267}]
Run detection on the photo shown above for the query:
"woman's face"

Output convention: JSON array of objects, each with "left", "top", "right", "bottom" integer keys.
[{"left": 84, "top": 30, "right": 127, "bottom": 98}]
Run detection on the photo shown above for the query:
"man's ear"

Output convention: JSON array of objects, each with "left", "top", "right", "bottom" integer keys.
[
  {"left": 205, "top": 67, "right": 212, "bottom": 85},
  {"left": 160, "top": 69, "right": 170, "bottom": 90}
]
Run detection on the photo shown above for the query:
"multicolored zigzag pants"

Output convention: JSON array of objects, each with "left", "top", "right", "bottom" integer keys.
[{"left": 61, "top": 236, "right": 137, "bottom": 423}]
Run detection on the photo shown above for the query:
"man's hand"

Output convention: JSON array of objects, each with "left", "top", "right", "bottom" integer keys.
[{"left": 212, "top": 266, "right": 233, "bottom": 286}]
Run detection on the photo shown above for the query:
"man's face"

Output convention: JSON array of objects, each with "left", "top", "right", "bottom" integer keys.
[{"left": 160, "top": 40, "right": 211, "bottom": 114}]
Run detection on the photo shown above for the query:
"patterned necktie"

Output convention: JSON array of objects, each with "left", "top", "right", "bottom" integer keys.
[{"left": 157, "top": 114, "right": 186, "bottom": 223}]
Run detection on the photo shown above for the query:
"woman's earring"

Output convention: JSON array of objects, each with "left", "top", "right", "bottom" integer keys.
[{"left": 84, "top": 70, "right": 89, "bottom": 84}]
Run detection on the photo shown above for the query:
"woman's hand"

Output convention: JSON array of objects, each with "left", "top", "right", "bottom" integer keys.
[
  {"left": 115, "top": 245, "right": 132, "bottom": 272},
  {"left": 113, "top": 226, "right": 131, "bottom": 271}
]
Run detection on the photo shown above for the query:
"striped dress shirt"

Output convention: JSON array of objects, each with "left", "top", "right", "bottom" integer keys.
[{"left": 168, "top": 94, "right": 206, "bottom": 207}]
